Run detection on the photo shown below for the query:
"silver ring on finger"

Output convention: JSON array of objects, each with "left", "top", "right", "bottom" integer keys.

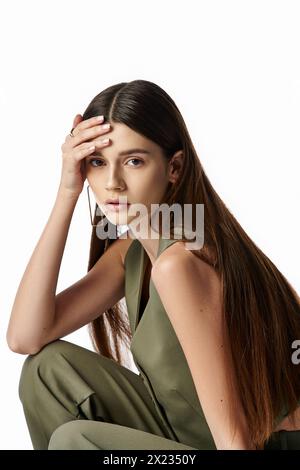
[{"left": 69, "top": 127, "right": 75, "bottom": 137}]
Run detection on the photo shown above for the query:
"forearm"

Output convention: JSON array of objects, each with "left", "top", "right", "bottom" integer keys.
[{"left": 6, "top": 187, "right": 79, "bottom": 353}]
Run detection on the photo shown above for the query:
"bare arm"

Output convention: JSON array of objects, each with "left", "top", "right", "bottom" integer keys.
[
  {"left": 6, "top": 188, "right": 79, "bottom": 353},
  {"left": 6, "top": 113, "right": 113, "bottom": 354},
  {"left": 152, "top": 247, "right": 255, "bottom": 450}
]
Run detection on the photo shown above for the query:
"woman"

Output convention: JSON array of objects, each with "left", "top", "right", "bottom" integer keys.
[{"left": 7, "top": 80, "right": 300, "bottom": 450}]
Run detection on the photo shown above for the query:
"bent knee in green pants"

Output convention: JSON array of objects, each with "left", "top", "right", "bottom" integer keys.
[
  {"left": 18, "top": 339, "right": 196, "bottom": 450},
  {"left": 48, "top": 420, "right": 196, "bottom": 450}
]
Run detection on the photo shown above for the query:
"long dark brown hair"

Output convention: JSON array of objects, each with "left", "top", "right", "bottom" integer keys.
[{"left": 82, "top": 79, "right": 300, "bottom": 449}]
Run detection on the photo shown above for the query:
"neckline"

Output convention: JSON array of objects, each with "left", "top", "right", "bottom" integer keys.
[{"left": 134, "top": 236, "right": 161, "bottom": 331}]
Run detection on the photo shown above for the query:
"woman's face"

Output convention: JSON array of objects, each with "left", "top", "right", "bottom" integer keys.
[{"left": 85, "top": 122, "right": 172, "bottom": 228}]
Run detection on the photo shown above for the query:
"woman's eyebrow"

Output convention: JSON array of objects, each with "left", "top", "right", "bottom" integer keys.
[{"left": 93, "top": 148, "right": 151, "bottom": 157}]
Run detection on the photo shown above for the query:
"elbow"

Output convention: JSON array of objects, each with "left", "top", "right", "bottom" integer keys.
[
  {"left": 6, "top": 332, "right": 42, "bottom": 355},
  {"left": 214, "top": 427, "right": 255, "bottom": 450}
]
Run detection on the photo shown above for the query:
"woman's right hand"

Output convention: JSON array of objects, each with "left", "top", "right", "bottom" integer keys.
[{"left": 59, "top": 113, "right": 111, "bottom": 197}]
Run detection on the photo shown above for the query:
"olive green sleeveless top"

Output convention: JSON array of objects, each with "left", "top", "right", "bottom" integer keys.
[
  {"left": 124, "top": 236, "right": 289, "bottom": 449},
  {"left": 124, "top": 236, "right": 216, "bottom": 449}
]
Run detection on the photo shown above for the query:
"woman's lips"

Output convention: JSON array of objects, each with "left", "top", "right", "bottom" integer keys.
[{"left": 105, "top": 203, "right": 131, "bottom": 212}]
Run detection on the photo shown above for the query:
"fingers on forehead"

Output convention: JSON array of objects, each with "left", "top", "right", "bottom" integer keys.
[{"left": 79, "top": 116, "right": 104, "bottom": 130}]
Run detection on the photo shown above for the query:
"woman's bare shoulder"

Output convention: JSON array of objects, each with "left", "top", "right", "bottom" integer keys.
[
  {"left": 154, "top": 240, "right": 221, "bottom": 295},
  {"left": 157, "top": 241, "right": 218, "bottom": 274}
]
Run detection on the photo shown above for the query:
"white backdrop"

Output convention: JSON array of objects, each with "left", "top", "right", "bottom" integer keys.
[{"left": 1, "top": 0, "right": 299, "bottom": 450}]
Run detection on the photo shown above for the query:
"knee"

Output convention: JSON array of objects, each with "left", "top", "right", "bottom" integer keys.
[
  {"left": 48, "top": 421, "right": 82, "bottom": 450},
  {"left": 18, "top": 339, "right": 77, "bottom": 404}
]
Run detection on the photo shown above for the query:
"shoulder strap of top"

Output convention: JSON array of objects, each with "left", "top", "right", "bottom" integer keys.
[
  {"left": 156, "top": 236, "right": 180, "bottom": 259},
  {"left": 124, "top": 234, "right": 183, "bottom": 269}
]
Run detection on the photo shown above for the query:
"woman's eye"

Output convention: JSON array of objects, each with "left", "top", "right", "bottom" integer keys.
[
  {"left": 127, "top": 158, "right": 143, "bottom": 167},
  {"left": 88, "top": 159, "right": 103, "bottom": 167},
  {"left": 88, "top": 158, "right": 143, "bottom": 168}
]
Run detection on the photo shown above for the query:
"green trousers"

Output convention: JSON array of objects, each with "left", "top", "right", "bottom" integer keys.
[
  {"left": 18, "top": 338, "right": 300, "bottom": 450},
  {"left": 18, "top": 339, "right": 197, "bottom": 450}
]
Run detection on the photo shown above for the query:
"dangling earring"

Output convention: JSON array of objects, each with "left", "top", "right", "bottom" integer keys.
[{"left": 87, "top": 185, "right": 106, "bottom": 227}]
